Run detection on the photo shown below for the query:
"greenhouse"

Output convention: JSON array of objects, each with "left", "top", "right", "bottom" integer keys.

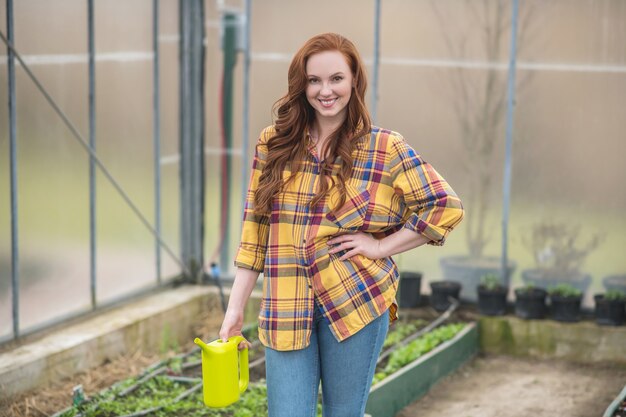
[{"left": 1, "top": 1, "right": 625, "bottom": 416}]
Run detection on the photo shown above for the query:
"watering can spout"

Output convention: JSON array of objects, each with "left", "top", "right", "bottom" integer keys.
[{"left": 194, "top": 337, "right": 212, "bottom": 353}]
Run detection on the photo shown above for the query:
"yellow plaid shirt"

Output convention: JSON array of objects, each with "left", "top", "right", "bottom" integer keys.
[{"left": 234, "top": 125, "right": 464, "bottom": 351}]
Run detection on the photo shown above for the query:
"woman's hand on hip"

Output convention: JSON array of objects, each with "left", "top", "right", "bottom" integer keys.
[{"left": 327, "top": 232, "right": 387, "bottom": 261}]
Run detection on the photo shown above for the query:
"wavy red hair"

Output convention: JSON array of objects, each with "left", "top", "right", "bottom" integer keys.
[{"left": 254, "top": 33, "right": 371, "bottom": 216}]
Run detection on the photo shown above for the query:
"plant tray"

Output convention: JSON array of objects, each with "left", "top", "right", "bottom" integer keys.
[{"left": 365, "top": 322, "right": 478, "bottom": 417}]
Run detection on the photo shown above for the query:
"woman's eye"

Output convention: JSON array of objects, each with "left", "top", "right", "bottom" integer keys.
[
  {"left": 333, "top": 76, "right": 344, "bottom": 81},
  {"left": 308, "top": 78, "right": 319, "bottom": 84}
]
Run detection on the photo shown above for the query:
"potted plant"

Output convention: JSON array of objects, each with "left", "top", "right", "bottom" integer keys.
[
  {"left": 548, "top": 284, "right": 583, "bottom": 323},
  {"left": 514, "top": 284, "right": 547, "bottom": 320},
  {"left": 521, "top": 221, "right": 602, "bottom": 295},
  {"left": 429, "top": 280, "right": 462, "bottom": 312},
  {"left": 477, "top": 273, "right": 508, "bottom": 316},
  {"left": 594, "top": 290, "right": 626, "bottom": 326},
  {"left": 397, "top": 271, "right": 423, "bottom": 309}
]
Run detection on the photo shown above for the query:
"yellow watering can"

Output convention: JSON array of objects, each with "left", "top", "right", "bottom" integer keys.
[{"left": 194, "top": 336, "right": 249, "bottom": 408}]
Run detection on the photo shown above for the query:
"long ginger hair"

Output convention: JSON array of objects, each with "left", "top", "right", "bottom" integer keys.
[{"left": 254, "top": 33, "right": 371, "bottom": 216}]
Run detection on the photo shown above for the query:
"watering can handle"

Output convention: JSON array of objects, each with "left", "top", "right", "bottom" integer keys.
[{"left": 231, "top": 335, "right": 249, "bottom": 393}]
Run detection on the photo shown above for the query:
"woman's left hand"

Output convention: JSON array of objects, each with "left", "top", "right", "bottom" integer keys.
[{"left": 327, "top": 232, "right": 386, "bottom": 261}]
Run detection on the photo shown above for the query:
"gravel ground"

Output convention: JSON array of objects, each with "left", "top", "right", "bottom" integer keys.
[{"left": 396, "top": 354, "right": 626, "bottom": 417}]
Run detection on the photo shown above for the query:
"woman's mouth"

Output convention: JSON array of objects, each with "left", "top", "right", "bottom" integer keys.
[{"left": 319, "top": 98, "right": 337, "bottom": 108}]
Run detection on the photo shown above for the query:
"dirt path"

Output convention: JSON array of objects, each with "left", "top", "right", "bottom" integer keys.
[{"left": 396, "top": 354, "right": 626, "bottom": 417}]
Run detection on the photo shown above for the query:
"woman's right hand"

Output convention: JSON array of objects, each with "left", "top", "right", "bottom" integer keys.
[{"left": 219, "top": 308, "right": 251, "bottom": 351}]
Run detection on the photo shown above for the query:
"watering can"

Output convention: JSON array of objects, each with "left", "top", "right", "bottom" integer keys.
[{"left": 194, "top": 336, "right": 249, "bottom": 408}]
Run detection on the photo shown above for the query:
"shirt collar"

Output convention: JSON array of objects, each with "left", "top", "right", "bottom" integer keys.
[{"left": 304, "top": 122, "right": 369, "bottom": 151}]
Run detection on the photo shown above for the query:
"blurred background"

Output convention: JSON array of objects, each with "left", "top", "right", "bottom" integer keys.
[{"left": 0, "top": 0, "right": 625, "bottom": 342}]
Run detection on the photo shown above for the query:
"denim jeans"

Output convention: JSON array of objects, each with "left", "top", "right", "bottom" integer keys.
[{"left": 265, "top": 301, "right": 390, "bottom": 417}]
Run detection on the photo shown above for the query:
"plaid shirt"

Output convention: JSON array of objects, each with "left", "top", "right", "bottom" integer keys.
[{"left": 234, "top": 125, "right": 464, "bottom": 351}]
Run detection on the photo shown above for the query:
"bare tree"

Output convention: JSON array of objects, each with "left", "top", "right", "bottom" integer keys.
[{"left": 431, "top": 0, "right": 538, "bottom": 259}]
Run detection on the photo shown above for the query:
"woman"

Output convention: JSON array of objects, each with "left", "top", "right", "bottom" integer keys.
[{"left": 219, "top": 33, "right": 464, "bottom": 417}]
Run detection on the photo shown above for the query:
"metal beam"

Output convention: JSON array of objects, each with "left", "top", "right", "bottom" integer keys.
[
  {"left": 153, "top": 0, "right": 162, "bottom": 284},
  {"left": 371, "top": 0, "right": 381, "bottom": 124},
  {"left": 179, "top": 0, "right": 206, "bottom": 281},
  {"left": 501, "top": 0, "right": 520, "bottom": 286},
  {"left": 87, "top": 0, "right": 97, "bottom": 308},
  {"left": 241, "top": 0, "right": 251, "bottom": 237},
  {"left": 220, "top": 12, "right": 238, "bottom": 276},
  {"left": 6, "top": 0, "right": 19, "bottom": 338}
]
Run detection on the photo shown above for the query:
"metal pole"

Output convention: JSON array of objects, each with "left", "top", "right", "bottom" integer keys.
[
  {"left": 501, "top": 0, "right": 519, "bottom": 286},
  {"left": 88, "top": 0, "right": 97, "bottom": 308},
  {"left": 220, "top": 12, "right": 237, "bottom": 276},
  {"left": 241, "top": 0, "right": 251, "bottom": 221},
  {"left": 6, "top": 0, "right": 19, "bottom": 339},
  {"left": 153, "top": 0, "right": 162, "bottom": 284},
  {"left": 179, "top": 0, "right": 206, "bottom": 281},
  {"left": 371, "top": 0, "right": 381, "bottom": 124}
]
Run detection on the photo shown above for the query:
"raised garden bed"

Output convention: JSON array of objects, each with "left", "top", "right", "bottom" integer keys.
[
  {"left": 52, "top": 315, "right": 474, "bottom": 417},
  {"left": 366, "top": 322, "right": 478, "bottom": 417}
]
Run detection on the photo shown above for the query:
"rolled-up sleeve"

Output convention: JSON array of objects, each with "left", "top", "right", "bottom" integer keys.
[
  {"left": 388, "top": 133, "right": 464, "bottom": 246},
  {"left": 233, "top": 128, "right": 272, "bottom": 271}
]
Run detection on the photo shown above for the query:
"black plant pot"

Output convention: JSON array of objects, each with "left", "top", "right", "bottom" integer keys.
[
  {"left": 430, "top": 281, "right": 462, "bottom": 312},
  {"left": 514, "top": 288, "right": 547, "bottom": 320},
  {"left": 550, "top": 294, "right": 582, "bottom": 322},
  {"left": 477, "top": 285, "right": 508, "bottom": 316},
  {"left": 594, "top": 294, "right": 625, "bottom": 326},
  {"left": 398, "top": 271, "right": 423, "bottom": 308}
]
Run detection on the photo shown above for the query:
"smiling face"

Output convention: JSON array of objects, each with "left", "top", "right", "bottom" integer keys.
[{"left": 305, "top": 50, "right": 354, "bottom": 126}]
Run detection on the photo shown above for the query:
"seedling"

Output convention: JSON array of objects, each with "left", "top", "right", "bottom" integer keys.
[
  {"left": 548, "top": 283, "right": 582, "bottom": 298},
  {"left": 604, "top": 290, "right": 626, "bottom": 302},
  {"left": 480, "top": 273, "right": 503, "bottom": 290}
]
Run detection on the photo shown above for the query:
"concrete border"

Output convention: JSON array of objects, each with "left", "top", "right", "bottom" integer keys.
[
  {"left": 365, "top": 322, "right": 479, "bottom": 417},
  {"left": 0, "top": 284, "right": 260, "bottom": 398},
  {"left": 479, "top": 316, "right": 626, "bottom": 365}
]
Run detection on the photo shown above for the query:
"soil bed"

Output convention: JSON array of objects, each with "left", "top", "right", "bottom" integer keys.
[
  {"left": 396, "top": 354, "right": 626, "bottom": 417},
  {"left": 8, "top": 302, "right": 621, "bottom": 417},
  {"left": 0, "top": 309, "right": 225, "bottom": 417},
  {"left": 0, "top": 308, "right": 448, "bottom": 417}
]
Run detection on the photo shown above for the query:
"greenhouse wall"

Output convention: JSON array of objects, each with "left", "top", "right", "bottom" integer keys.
[{"left": 1, "top": 0, "right": 624, "bottom": 341}]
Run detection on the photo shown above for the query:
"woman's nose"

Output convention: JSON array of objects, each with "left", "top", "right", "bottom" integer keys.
[{"left": 320, "top": 82, "right": 332, "bottom": 96}]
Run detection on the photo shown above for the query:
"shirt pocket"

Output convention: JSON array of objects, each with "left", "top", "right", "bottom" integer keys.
[{"left": 325, "top": 186, "right": 371, "bottom": 231}]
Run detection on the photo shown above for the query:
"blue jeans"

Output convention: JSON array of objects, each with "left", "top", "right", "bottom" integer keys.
[{"left": 265, "top": 301, "right": 390, "bottom": 417}]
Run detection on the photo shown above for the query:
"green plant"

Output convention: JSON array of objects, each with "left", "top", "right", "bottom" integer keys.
[
  {"left": 548, "top": 284, "right": 582, "bottom": 298},
  {"left": 522, "top": 220, "right": 602, "bottom": 279},
  {"left": 383, "top": 319, "right": 426, "bottom": 349},
  {"left": 604, "top": 290, "right": 626, "bottom": 302},
  {"left": 372, "top": 323, "right": 465, "bottom": 385},
  {"left": 479, "top": 273, "right": 503, "bottom": 290},
  {"left": 55, "top": 319, "right": 459, "bottom": 417},
  {"left": 516, "top": 283, "right": 538, "bottom": 294}
]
